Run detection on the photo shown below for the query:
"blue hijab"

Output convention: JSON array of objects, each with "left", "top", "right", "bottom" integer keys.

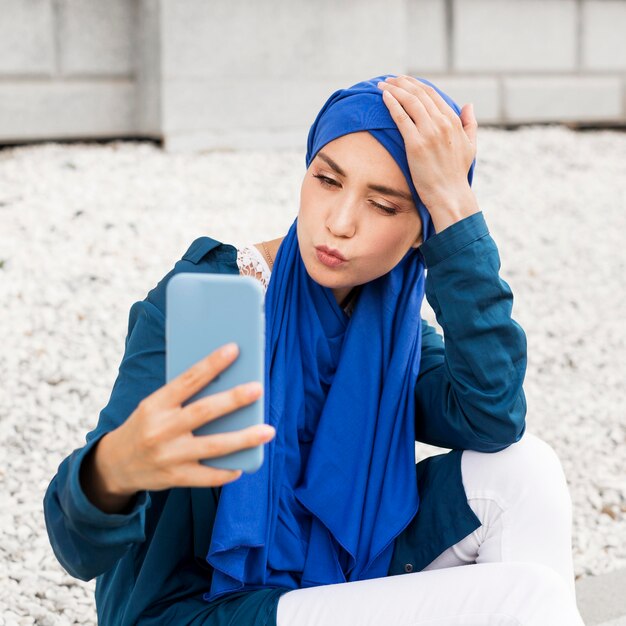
[{"left": 205, "top": 74, "right": 475, "bottom": 601}]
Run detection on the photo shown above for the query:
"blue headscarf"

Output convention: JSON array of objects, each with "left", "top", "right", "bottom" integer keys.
[{"left": 204, "top": 74, "right": 475, "bottom": 601}]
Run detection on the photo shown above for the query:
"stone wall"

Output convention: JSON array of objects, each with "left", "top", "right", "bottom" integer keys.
[
  {"left": 0, "top": 0, "right": 624, "bottom": 152},
  {"left": 0, "top": 0, "right": 138, "bottom": 142}
]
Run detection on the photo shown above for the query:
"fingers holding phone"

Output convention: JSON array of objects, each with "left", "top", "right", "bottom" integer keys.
[
  {"left": 80, "top": 273, "right": 268, "bottom": 513},
  {"left": 99, "top": 342, "right": 275, "bottom": 496}
]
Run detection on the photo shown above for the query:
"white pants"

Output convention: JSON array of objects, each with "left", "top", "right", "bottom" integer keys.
[{"left": 276, "top": 432, "right": 585, "bottom": 625}]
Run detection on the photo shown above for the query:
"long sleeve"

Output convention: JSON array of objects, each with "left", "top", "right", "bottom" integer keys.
[
  {"left": 42, "top": 239, "right": 224, "bottom": 582},
  {"left": 414, "top": 211, "right": 527, "bottom": 452},
  {"left": 42, "top": 298, "right": 165, "bottom": 581}
]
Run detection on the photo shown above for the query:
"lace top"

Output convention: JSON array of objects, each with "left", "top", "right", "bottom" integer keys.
[
  {"left": 235, "top": 244, "right": 357, "bottom": 316},
  {"left": 236, "top": 244, "right": 271, "bottom": 290}
]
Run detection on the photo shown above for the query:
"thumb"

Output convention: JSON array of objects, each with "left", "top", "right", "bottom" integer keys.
[{"left": 460, "top": 103, "right": 478, "bottom": 150}]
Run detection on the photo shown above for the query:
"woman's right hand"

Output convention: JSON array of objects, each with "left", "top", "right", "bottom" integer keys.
[{"left": 96, "top": 342, "right": 275, "bottom": 496}]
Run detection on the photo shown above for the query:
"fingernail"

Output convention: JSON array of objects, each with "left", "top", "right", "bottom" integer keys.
[
  {"left": 222, "top": 342, "right": 238, "bottom": 357},
  {"left": 260, "top": 425, "right": 276, "bottom": 439},
  {"left": 246, "top": 382, "right": 262, "bottom": 398}
]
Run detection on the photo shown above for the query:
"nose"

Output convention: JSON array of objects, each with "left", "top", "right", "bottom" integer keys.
[{"left": 326, "top": 198, "right": 357, "bottom": 238}]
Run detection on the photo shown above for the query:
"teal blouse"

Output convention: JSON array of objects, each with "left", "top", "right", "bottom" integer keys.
[{"left": 43, "top": 210, "right": 527, "bottom": 625}]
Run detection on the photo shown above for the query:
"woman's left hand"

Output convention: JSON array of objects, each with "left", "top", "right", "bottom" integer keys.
[{"left": 377, "top": 75, "right": 480, "bottom": 233}]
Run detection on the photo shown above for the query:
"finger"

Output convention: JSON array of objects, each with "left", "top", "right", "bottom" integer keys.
[
  {"left": 396, "top": 75, "right": 463, "bottom": 127},
  {"left": 378, "top": 82, "right": 429, "bottom": 136},
  {"left": 460, "top": 103, "right": 478, "bottom": 151},
  {"left": 384, "top": 76, "right": 441, "bottom": 120},
  {"left": 182, "top": 424, "right": 275, "bottom": 464},
  {"left": 174, "top": 379, "right": 264, "bottom": 434},
  {"left": 150, "top": 342, "right": 239, "bottom": 409}
]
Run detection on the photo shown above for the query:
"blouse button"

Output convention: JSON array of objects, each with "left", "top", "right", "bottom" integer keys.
[{"left": 404, "top": 563, "right": 414, "bottom": 573}]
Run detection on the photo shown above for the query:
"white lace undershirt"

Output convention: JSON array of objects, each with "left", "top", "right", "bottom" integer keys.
[
  {"left": 236, "top": 245, "right": 271, "bottom": 291},
  {"left": 235, "top": 244, "right": 356, "bottom": 316}
]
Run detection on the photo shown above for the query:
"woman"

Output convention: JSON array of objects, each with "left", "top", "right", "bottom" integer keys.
[{"left": 43, "top": 75, "right": 585, "bottom": 624}]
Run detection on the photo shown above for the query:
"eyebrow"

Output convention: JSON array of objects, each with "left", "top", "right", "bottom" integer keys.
[{"left": 316, "top": 151, "right": 414, "bottom": 203}]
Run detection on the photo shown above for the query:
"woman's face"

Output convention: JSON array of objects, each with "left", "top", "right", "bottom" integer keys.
[{"left": 297, "top": 131, "right": 423, "bottom": 306}]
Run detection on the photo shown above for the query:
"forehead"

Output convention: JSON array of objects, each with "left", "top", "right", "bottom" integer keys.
[{"left": 315, "top": 131, "right": 408, "bottom": 189}]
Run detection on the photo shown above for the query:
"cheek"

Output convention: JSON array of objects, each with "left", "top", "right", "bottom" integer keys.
[
  {"left": 299, "top": 183, "right": 327, "bottom": 229},
  {"left": 299, "top": 178, "right": 317, "bottom": 215},
  {"left": 371, "top": 227, "right": 417, "bottom": 266}
]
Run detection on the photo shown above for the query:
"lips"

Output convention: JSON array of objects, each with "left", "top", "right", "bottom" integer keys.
[{"left": 315, "top": 245, "right": 346, "bottom": 261}]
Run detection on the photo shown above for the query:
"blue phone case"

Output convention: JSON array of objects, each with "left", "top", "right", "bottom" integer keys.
[{"left": 165, "top": 272, "right": 265, "bottom": 474}]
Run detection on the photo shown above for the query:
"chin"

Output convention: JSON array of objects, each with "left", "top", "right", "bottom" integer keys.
[{"left": 303, "top": 257, "right": 332, "bottom": 286}]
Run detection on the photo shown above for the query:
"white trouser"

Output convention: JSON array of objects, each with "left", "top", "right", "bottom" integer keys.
[{"left": 276, "top": 432, "right": 585, "bottom": 625}]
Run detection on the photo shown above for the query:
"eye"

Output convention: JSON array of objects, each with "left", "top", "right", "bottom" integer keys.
[
  {"left": 312, "top": 173, "right": 338, "bottom": 188},
  {"left": 312, "top": 174, "right": 398, "bottom": 216},
  {"left": 371, "top": 202, "right": 398, "bottom": 216}
]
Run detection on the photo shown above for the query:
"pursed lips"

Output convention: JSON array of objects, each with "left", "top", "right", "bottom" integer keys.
[{"left": 316, "top": 245, "right": 347, "bottom": 261}]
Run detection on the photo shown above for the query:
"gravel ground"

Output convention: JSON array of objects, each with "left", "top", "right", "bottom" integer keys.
[{"left": 1, "top": 126, "right": 625, "bottom": 624}]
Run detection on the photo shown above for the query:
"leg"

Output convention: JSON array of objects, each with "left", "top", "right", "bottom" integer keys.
[
  {"left": 276, "top": 432, "right": 585, "bottom": 626},
  {"left": 276, "top": 560, "right": 584, "bottom": 625},
  {"left": 422, "top": 432, "right": 579, "bottom": 598}
]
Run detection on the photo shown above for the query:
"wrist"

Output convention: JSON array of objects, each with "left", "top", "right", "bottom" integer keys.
[
  {"left": 425, "top": 188, "right": 480, "bottom": 235},
  {"left": 94, "top": 430, "right": 137, "bottom": 498},
  {"left": 79, "top": 432, "right": 137, "bottom": 515}
]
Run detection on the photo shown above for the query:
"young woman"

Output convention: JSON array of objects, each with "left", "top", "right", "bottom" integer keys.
[{"left": 43, "top": 75, "right": 585, "bottom": 625}]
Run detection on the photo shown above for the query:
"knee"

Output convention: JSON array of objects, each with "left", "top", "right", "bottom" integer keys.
[
  {"left": 506, "top": 431, "right": 565, "bottom": 473},
  {"left": 507, "top": 432, "right": 569, "bottom": 491},
  {"left": 462, "top": 432, "right": 573, "bottom": 512},
  {"left": 464, "top": 431, "right": 566, "bottom": 476},
  {"left": 518, "top": 433, "right": 573, "bottom": 514}
]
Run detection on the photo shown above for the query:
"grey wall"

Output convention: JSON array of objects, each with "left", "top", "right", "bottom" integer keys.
[
  {"left": 0, "top": 0, "right": 625, "bottom": 152},
  {"left": 0, "top": 0, "right": 139, "bottom": 142}
]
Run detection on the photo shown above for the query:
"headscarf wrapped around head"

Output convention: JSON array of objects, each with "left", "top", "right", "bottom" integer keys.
[
  {"left": 205, "top": 74, "right": 475, "bottom": 601},
  {"left": 306, "top": 74, "right": 475, "bottom": 243}
]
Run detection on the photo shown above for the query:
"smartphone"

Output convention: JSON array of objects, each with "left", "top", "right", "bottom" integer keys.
[{"left": 165, "top": 272, "right": 266, "bottom": 474}]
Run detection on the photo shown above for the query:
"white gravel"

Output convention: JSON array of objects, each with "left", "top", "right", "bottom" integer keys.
[{"left": 0, "top": 127, "right": 625, "bottom": 624}]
